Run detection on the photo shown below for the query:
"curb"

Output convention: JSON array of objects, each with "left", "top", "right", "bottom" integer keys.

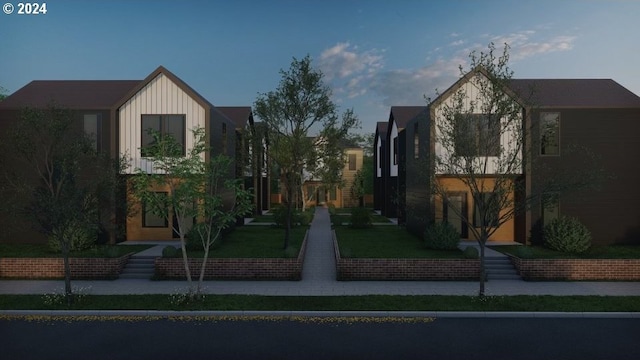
[{"left": 1, "top": 310, "right": 639, "bottom": 318}]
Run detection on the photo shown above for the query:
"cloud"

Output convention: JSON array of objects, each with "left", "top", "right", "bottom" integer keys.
[{"left": 319, "top": 29, "right": 577, "bottom": 108}]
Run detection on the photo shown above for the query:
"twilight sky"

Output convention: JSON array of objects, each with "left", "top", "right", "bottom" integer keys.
[{"left": 1, "top": 0, "right": 639, "bottom": 134}]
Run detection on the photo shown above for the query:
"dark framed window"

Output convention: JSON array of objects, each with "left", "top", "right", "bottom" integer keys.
[
  {"left": 83, "top": 114, "right": 101, "bottom": 152},
  {"left": 348, "top": 153, "right": 357, "bottom": 170},
  {"left": 141, "top": 114, "right": 186, "bottom": 156},
  {"left": 473, "top": 192, "right": 499, "bottom": 227},
  {"left": 540, "top": 112, "right": 560, "bottom": 155},
  {"left": 142, "top": 192, "right": 168, "bottom": 228},
  {"left": 443, "top": 192, "right": 468, "bottom": 238},
  {"left": 377, "top": 145, "right": 382, "bottom": 171},
  {"left": 222, "top": 122, "right": 228, "bottom": 155},
  {"left": 414, "top": 123, "right": 419, "bottom": 159},
  {"left": 329, "top": 187, "right": 337, "bottom": 201},
  {"left": 454, "top": 113, "right": 500, "bottom": 157}
]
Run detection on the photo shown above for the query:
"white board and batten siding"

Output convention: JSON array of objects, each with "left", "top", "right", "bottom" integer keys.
[
  {"left": 119, "top": 73, "right": 206, "bottom": 174},
  {"left": 433, "top": 73, "right": 523, "bottom": 176}
]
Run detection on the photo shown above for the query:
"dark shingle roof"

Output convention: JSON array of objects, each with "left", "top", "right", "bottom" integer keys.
[
  {"left": 390, "top": 106, "right": 428, "bottom": 129},
  {"left": 375, "top": 121, "right": 388, "bottom": 139},
  {"left": 216, "top": 106, "right": 253, "bottom": 129},
  {"left": 0, "top": 80, "right": 140, "bottom": 109},
  {"left": 509, "top": 79, "right": 640, "bottom": 108}
]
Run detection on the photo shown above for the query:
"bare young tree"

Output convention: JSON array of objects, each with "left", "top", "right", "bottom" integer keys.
[
  {"left": 131, "top": 127, "right": 252, "bottom": 299},
  {"left": 431, "top": 43, "right": 605, "bottom": 296}
]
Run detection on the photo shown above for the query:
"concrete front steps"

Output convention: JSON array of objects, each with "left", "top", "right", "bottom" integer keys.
[
  {"left": 485, "top": 257, "right": 520, "bottom": 280},
  {"left": 120, "top": 255, "right": 155, "bottom": 279}
]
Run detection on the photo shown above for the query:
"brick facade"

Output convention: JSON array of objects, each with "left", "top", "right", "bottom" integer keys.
[
  {"left": 155, "top": 231, "right": 308, "bottom": 280},
  {"left": 510, "top": 256, "right": 640, "bottom": 280},
  {"left": 0, "top": 254, "right": 132, "bottom": 279},
  {"left": 333, "top": 231, "right": 480, "bottom": 280}
]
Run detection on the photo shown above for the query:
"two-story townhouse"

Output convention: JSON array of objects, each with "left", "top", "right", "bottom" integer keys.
[
  {"left": 0, "top": 79, "right": 139, "bottom": 244},
  {"left": 404, "top": 68, "right": 640, "bottom": 245},
  {"left": 0, "top": 66, "right": 238, "bottom": 243},
  {"left": 299, "top": 142, "right": 364, "bottom": 209},
  {"left": 385, "top": 106, "right": 428, "bottom": 222},
  {"left": 509, "top": 78, "right": 640, "bottom": 245}
]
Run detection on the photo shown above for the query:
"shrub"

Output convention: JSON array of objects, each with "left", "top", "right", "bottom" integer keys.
[
  {"left": 515, "top": 246, "right": 534, "bottom": 259},
  {"left": 48, "top": 220, "right": 97, "bottom": 253},
  {"left": 463, "top": 246, "right": 479, "bottom": 259},
  {"left": 186, "top": 224, "right": 205, "bottom": 251},
  {"left": 297, "top": 210, "right": 313, "bottom": 226},
  {"left": 528, "top": 219, "right": 544, "bottom": 246},
  {"left": 544, "top": 216, "right": 592, "bottom": 253},
  {"left": 424, "top": 222, "right": 460, "bottom": 250},
  {"left": 330, "top": 214, "right": 343, "bottom": 227},
  {"left": 284, "top": 246, "right": 298, "bottom": 258},
  {"left": 327, "top": 203, "right": 337, "bottom": 216},
  {"left": 162, "top": 246, "right": 179, "bottom": 258},
  {"left": 350, "top": 207, "right": 372, "bottom": 229}
]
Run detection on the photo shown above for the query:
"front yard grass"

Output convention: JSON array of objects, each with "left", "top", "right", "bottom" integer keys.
[
  {"left": 1, "top": 294, "right": 638, "bottom": 312},
  {"left": 335, "top": 226, "right": 463, "bottom": 258},
  {"left": 492, "top": 245, "right": 640, "bottom": 259},
  {"left": 0, "top": 244, "right": 153, "bottom": 258},
  {"left": 187, "top": 225, "right": 307, "bottom": 258}
]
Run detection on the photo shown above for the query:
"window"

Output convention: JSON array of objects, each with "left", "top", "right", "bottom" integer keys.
[
  {"left": 377, "top": 145, "right": 382, "bottom": 170},
  {"left": 393, "top": 137, "right": 398, "bottom": 165},
  {"left": 540, "top": 112, "right": 560, "bottom": 155},
  {"left": 222, "top": 122, "right": 228, "bottom": 155},
  {"left": 413, "top": 123, "right": 419, "bottom": 159},
  {"left": 348, "top": 153, "right": 357, "bottom": 170},
  {"left": 142, "top": 192, "right": 168, "bottom": 228},
  {"left": 141, "top": 115, "right": 185, "bottom": 156},
  {"left": 329, "top": 187, "right": 337, "bottom": 201},
  {"left": 454, "top": 114, "right": 500, "bottom": 157},
  {"left": 83, "top": 114, "right": 101, "bottom": 152},
  {"left": 473, "top": 192, "right": 499, "bottom": 227},
  {"left": 443, "top": 192, "right": 468, "bottom": 238}
]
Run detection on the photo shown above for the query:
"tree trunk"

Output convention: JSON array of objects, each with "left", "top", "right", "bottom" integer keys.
[
  {"left": 478, "top": 238, "right": 486, "bottom": 297},
  {"left": 62, "top": 241, "right": 73, "bottom": 306},
  {"left": 179, "top": 233, "right": 194, "bottom": 296}
]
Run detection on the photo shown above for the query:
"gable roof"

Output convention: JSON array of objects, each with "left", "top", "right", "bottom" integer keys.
[
  {"left": 508, "top": 79, "right": 640, "bottom": 108},
  {"left": 375, "top": 121, "right": 388, "bottom": 143},
  {"left": 389, "top": 106, "right": 428, "bottom": 130},
  {"left": 0, "top": 80, "right": 140, "bottom": 109},
  {"left": 113, "top": 66, "right": 214, "bottom": 111},
  {"left": 217, "top": 106, "right": 253, "bottom": 129}
]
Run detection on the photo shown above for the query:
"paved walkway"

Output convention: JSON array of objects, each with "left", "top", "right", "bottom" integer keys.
[{"left": 1, "top": 208, "right": 639, "bottom": 296}]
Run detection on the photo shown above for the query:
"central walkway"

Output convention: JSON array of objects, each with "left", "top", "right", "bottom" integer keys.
[
  {"left": 0, "top": 207, "right": 639, "bottom": 296},
  {"left": 301, "top": 207, "right": 336, "bottom": 282}
]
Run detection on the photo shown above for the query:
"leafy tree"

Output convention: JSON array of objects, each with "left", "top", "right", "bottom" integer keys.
[
  {"left": 430, "top": 43, "right": 604, "bottom": 296},
  {"left": 0, "top": 85, "right": 8, "bottom": 101},
  {"left": 3, "top": 104, "right": 120, "bottom": 304},
  {"left": 254, "top": 55, "right": 359, "bottom": 249},
  {"left": 131, "top": 127, "right": 252, "bottom": 298}
]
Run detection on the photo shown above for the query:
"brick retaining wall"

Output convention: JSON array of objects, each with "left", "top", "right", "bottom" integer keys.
[
  {"left": 0, "top": 254, "right": 132, "bottom": 279},
  {"left": 510, "top": 256, "right": 640, "bottom": 280},
  {"left": 155, "top": 230, "right": 308, "bottom": 280},
  {"left": 333, "top": 231, "right": 480, "bottom": 280}
]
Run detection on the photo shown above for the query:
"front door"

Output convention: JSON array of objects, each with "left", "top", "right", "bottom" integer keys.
[{"left": 444, "top": 192, "right": 468, "bottom": 238}]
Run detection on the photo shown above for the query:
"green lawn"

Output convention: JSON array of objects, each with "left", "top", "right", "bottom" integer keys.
[
  {"left": 249, "top": 214, "right": 275, "bottom": 223},
  {"left": 0, "top": 294, "right": 638, "bottom": 312},
  {"left": 0, "top": 244, "right": 153, "bottom": 258},
  {"left": 335, "top": 226, "right": 463, "bottom": 259},
  {"left": 333, "top": 208, "right": 391, "bottom": 223},
  {"left": 187, "top": 225, "right": 307, "bottom": 258},
  {"left": 491, "top": 245, "right": 640, "bottom": 259}
]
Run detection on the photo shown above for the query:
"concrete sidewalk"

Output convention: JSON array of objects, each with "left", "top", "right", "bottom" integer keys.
[{"left": 0, "top": 207, "right": 639, "bottom": 297}]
